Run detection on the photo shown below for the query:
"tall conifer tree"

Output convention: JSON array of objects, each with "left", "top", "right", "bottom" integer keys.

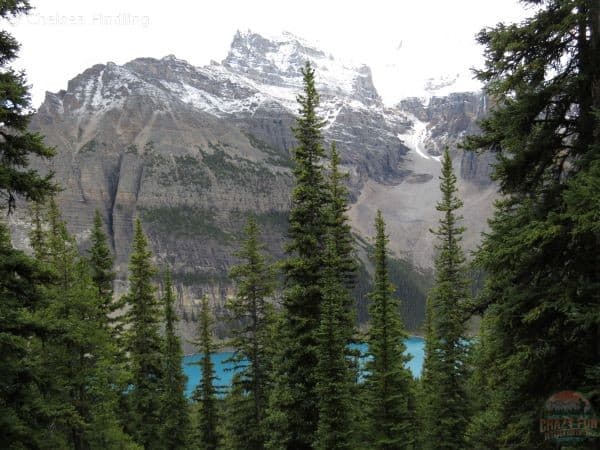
[
  {"left": 226, "top": 216, "right": 276, "bottom": 450},
  {"left": 314, "top": 143, "right": 358, "bottom": 449},
  {"left": 0, "top": 221, "right": 53, "bottom": 449},
  {"left": 419, "top": 149, "right": 469, "bottom": 450},
  {"left": 35, "top": 202, "right": 134, "bottom": 449},
  {"left": 193, "top": 295, "right": 220, "bottom": 450},
  {"left": 364, "top": 210, "right": 414, "bottom": 450},
  {"left": 88, "top": 210, "right": 115, "bottom": 315},
  {"left": 314, "top": 235, "right": 354, "bottom": 450},
  {"left": 122, "top": 218, "right": 164, "bottom": 449},
  {"left": 464, "top": 2, "right": 600, "bottom": 447},
  {"left": 267, "top": 61, "right": 329, "bottom": 450},
  {"left": 0, "top": 0, "right": 56, "bottom": 213},
  {"left": 160, "top": 270, "right": 190, "bottom": 450}
]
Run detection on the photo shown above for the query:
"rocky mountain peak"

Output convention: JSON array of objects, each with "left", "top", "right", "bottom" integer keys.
[{"left": 223, "top": 29, "right": 381, "bottom": 106}]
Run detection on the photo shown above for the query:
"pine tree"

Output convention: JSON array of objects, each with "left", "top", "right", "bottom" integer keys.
[
  {"left": 326, "top": 143, "right": 357, "bottom": 290},
  {"left": 0, "top": 1, "right": 56, "bottom": 214},
  {"left": 29, "top": 201, "right": 48, "bottom": 260},
  {"left": 226, "top": 216, "right": 276, "bottom": 450},
  {"left": 122, "top": 218, "right": 164, "bottom": 449},
  {"left": 314, "top": 235, "right": 354, "bottom": 450},
  {"left": 193, "top": 294, "right": 220, "bottom": 450},
  {"left": 267, "top": 61, "right": 330, "bottom": 450},
  {"left": 463, "top": 2, "right": 600, "bottom": 447},
  {"left": 363, "top": 210, "right": 414, "bottom": 450},
  {"left": 88, "top": 210, "right": 115, "bottom": 315},
  {"left": 419, "top": 149, "right": 469, "bottom": 450},
  {"left": 33, "top": 202, "right": 135, "bottom": 449},
  {"left": 313, "top": 143, "right": 358, "bottom": 450},
  {"left": 223, "top": 373, "right": 254, "bottom": 450},
  {"left": 160, "top": 269, "right": 190, "bottom": 450},
  {"left": 0, "top": 221, "right": 54, "bottom": 449}
]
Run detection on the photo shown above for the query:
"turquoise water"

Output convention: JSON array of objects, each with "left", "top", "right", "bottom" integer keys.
[{"left": 183, "top": 336, "right": 425, "bottom": 396}]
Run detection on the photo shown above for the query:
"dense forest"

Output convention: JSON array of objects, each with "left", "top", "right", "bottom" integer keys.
[{"left": 0, "top": 1, "right": 598, "bottom": 449}]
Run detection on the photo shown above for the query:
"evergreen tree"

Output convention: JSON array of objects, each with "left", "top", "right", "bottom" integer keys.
[
  {"left": 314, "top": 235, "right": 354, "bottom": 450},
  {"left": 193, "top": 294, "right": 220, "bottom": 450},
  {"left": 313, "top": 143, "right": 358, "bottom": 450},
  {"left": 29, "top": 201, "right": 48, "bottom": 260},
  {"left": 160, "top": 269, "right": 190, "bottom": 450},
  {"left": 0, "top": 0, "right": 56, "bottom": 214},
  {"left": 267, "top": 61, "right": 330, "bottom": 450},
  {"left": 363, "top": 210, "right": 414, "bottom": 450},
  {"left": 88, "top": 210, "right": 115, "bottom": 315},
  {"left": 463, "top": 2, "right": 600, "bottom": 447},
  {"left": 0, "top": 221, "right": 54, "bottom": 449},
  {"left": 226, "top": 216, "right": 276, "bottom": 450},
  {"left": 326, "top": 142, "right": 357, "bottom": 290},
  {"left": 34, "top": 202, "right": 135, "bottom": 449},
  {"left": 122, "top": 218, "right": 164, "bottom": 449},
  {"left": 223, "top": 373, "right": 254, "bottom": 450},
  {"left": 419, "top": 149, "right": 469, "bottom": 450}
]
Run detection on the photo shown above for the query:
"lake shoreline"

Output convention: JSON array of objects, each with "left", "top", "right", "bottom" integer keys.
[{"left": 183, "top": 334, "right": 425, "bottom": 357}]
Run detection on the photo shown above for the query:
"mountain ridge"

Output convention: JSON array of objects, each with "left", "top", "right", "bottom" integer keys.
[{"left": 10, "top": 30, "right": 496, "bottom": 348}]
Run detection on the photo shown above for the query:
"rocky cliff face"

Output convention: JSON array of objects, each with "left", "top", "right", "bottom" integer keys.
[{"left": 12, "top": 30, "right": 496, "bottom": 349}]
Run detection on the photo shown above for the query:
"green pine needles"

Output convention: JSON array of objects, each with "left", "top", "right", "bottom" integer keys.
[
  {"left": 419, "top": 149, "right": 469, "bottom": 450},
  {"left": 363, "top": 210, "right": 415, "bottom": 450}
]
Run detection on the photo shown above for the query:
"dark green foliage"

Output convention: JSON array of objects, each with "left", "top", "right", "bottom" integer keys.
[
  {"left": 467, "top": 0, "right": 600, "bottom": 449},
  {"left": 226, "top": 216, "right": 276, "bottom": 450},
  {"left": 160, "top": 270, "right": 190, "bottom": 450},
  {"left": 88, "top": 210, "right": 115, "bottom": 315},
  {"left": 352, "top": 242, "right": 431, "bottom": 331},
  {"left": 121, "top": 218, "right": 164, "bottom": 449},
  {"left": 419, "top": 150, "right": 469, "bottom": 450},
  {"left": 0, "top": 1, "right": 56, "bottom": 214},
  {"left": 0, "top": 221, "right": 53, "bottom": 449},
  {"left": 35, "top": 200, "right": 135, "bottom": 449},
  {"left": 313, "top": 143, "right": 358, "bottom": 450},
  {"left": 267, "top": 61, "right": 330, "bottom": 450},
  {"left": 193, "top": 295, "right": 220, "bottom": 450},
  {"left": 223, "top": 373, "right": 254, "bottom": 450},
  {"left": 363, "top": 211, "right": 415, "bottom": 450},
  {"left": 314, "top": 236, "right": 355, "bottom": 450},
  {"left": 463, "top": 1, "right": 600, "bottom": 447}
]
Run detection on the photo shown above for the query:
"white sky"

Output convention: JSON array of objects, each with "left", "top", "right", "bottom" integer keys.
[{"left": 7, "top": 0, "right": 532, "bottom": 108}]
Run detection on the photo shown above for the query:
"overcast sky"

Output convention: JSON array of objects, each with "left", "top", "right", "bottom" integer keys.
[{"left": 7, "top": 0, "right": 532, "bottom": 107}]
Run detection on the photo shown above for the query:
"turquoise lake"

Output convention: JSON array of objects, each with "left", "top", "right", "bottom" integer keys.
[{"left": 183, "top": 336, "right": 425, "bottom": 396}]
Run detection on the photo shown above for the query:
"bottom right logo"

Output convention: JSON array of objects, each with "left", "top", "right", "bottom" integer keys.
[{"left": 540, "top": 390, "right": 599, "bottom": 443}]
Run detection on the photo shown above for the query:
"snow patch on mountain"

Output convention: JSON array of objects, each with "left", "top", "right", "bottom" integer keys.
[{"left": 397, "top": 112, "right": 440, "bottom": 162}]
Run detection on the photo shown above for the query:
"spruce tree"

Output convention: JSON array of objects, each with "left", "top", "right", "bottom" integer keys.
[
  {"left": 363, "top": 210, "right": 414, "bottom": 450},
  {"left": 226, "top": 215, "right": 276, "bottom": 450},
  {"left": 0, "top": 221, "right": 53, "bottom": 449},
  {"left": 313, "top": 143, "right": 358, "bottom": 450},
  {"left": 34, "top": 202, "right": 135, "bottom": 449},
  {"left": 88, "top": 210, "right": 115, "bottom": 315},
  {"left": 463, "top": 2, "right": 600, "bottom": 447},
  {"left": 314, "top": 235, "right": 354, "bottom": 450},
  {"left": 0, "top": 0, "right": 56, "bottom": 213},
  {"left": 267, "top": 61, "right": 330, "bottom": 450},
  {"left": 193, "top": 294, "right": 220, "bottom": 450},
  {"left": 160, "top": 269, "right": 190, "bottom": 450},
  {"left": 122, "top": 218, "right": 164, "bottom": 449},
  {"left": 326, "top": 142, "right": 357, "bottom": 290},
  {"left": 419, "top": 149, "right": 469, "bottom": 450}
]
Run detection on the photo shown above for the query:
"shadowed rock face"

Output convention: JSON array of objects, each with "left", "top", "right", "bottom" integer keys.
[{"left": 15, "top": 30, "right": 495, "bottom": 349}]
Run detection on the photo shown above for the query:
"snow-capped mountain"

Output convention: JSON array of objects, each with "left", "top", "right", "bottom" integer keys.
[{"left": 15, "top": 30, "right": 496, "bottom": 345}]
